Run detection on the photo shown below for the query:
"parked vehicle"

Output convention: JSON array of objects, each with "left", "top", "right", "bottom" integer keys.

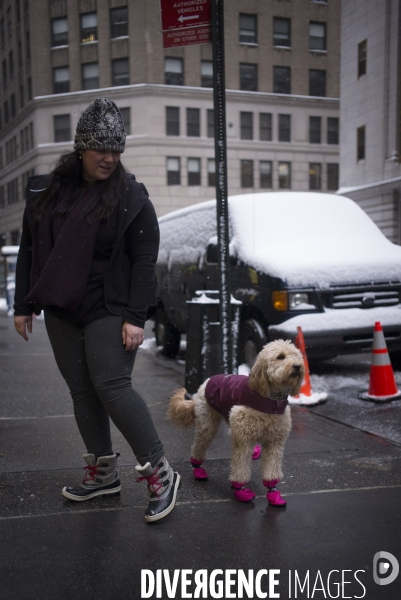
[
  {"left": 155, "top": 192, "right": 401, "bottom": 367},
  {"left": 0, "top": 246, "right": 19, "bottom": 315}
]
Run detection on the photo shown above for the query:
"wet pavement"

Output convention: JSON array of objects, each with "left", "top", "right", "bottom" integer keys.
[{"left": 0, "top": 312, "right": 400, "bottom": 599}]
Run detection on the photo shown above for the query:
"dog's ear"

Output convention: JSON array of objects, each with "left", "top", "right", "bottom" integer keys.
[{"left": 248, "top": 358, "right": 271, "bottom": 397}]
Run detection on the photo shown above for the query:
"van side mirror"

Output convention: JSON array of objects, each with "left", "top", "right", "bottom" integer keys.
[{"left": 206, "top": 242, "right": 218, "bottom": 264}]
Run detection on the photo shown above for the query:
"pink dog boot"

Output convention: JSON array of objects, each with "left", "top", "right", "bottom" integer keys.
[
  {"left": 252, "top": 445, "right": 261, "bottom": 460},
  {"left": 263, "top": 479, "right": 287, "bottom": 506},
  {"left": 190, "top": 458, "right": 209, "bottom": 480},
  {"left": 231, "top": 481, "right": 256, "bottom": 502}
]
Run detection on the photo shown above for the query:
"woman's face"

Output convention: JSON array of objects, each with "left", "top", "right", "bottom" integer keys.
[{"left": 80, "top": 149, "right": 121, "bottom": 184}]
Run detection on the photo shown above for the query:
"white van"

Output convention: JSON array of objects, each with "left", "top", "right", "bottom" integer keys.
[{"left": 155, "top": 192, "right": 401, "bottom": 367}]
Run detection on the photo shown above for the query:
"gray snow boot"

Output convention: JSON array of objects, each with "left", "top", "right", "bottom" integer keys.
[
  {"left": 62, "top": 453, "right": 121, "bottom": 501},
  {"left": 135, "top": 457, "right": 180, "bottom": 523}
]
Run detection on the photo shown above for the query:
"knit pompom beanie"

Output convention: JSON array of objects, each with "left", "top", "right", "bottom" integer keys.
[{"left": 74, "top": 98, "right": 126, "bottom": 152}]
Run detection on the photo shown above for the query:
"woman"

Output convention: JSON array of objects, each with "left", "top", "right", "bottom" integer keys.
[{"left": 13, "top": 98, "right": 180, "bottom": 523}]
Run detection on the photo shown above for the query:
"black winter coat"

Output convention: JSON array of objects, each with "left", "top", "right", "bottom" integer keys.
[{"left": 14, "top": 173, "right": 159, "bottom": 328}]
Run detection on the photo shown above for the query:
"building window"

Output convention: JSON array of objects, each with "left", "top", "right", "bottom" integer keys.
[
  {"left": 240, "top": 63, "right": 257, "bottom": 91},
  {"left": 358, "top": 40, "right": 367, "bottom": 78},
  {"left": 6, "top": 6, "right": 11, "bottom": 36},
  {"left": 187, "top": 108, "right": 200, "bottom": 137},
  {"left": 29, "top": 122, "right": 34, "bottom": 149},
  {"left": 327, "top": 117, "right": 339, "bottom": 144},
  {"left": 187, "top": 158, "right": 201, "bottom": 186},
  {"left": 273, "top": 18, "right": 291, "bottom": 47},
  {"left": 4, "top": 99, "right": 8, "bottom": 123},
  {"left": 201, "top": 60, "right": 213, "bottom": 87},
  {"left": 119, "top": 107, "right": 131, "bottom": 135},
  {"left": 53, "top": 66, "right": 69, "bottom": 94},
  {"left": 0, "top": 18, "right": 4, "bottom": 47},
  {"left": 309, "top": 22, "right": 326, "bottom": 51},
  {"left": 81, "top": 13, "right": 97, "bottom": 43},
  {"left": 239, "top": 14, "right": 257, "bottom": 44},
  {"left": 241, "top": 160, "right": 253, "bottom": 188},
  {"left": 7, "top": 178, "right": 19, "bottom": 205},
  {"left": 8, "top": 50, "right": 13, "bottom": 79},
  {"left": 240, "top": 112, "right": 253, "bottom": 140},
  {"left": 327, "top": 163, "right": 339, "bottom": 190},
  {"left": 309, "top": 163, "right": 322, "bottom": 190},
  {"left": 260, "top": 161, "right": 272, "bottom": 188},
  {"left": 112, "top": 58, "right": 129, "bottom": 86},
  {"left": 166, "top": 107, "right": 179, "bottom": 136},
  {"left": 0, "top": 187, "right": 4, "bottom": 210},
  {"left": 16, "top": 0, "right": 21, "bottom": 24},
  {"left": 27, "top": 77, "right": 32, "bottom": 101},
  {"left": 82, "top": 62, "right": 99, "bottom": 90},
  {"left": 18, "top": 41, "right": 22, "bottom": 68},
  {"left": 51, "top": 17, "right": 68, "bottom": 47},
  {"left": 25, "top": 29, "right": 30, "bottom": 61},
  {"left": 309, "top": 69, "right": 326, "bottom": 96},
  {"left": 309, "top": 116, "right": 321, "bottom": 143},
  {"left": 54, "top": 114, "right": 71, "bottom": 142},
  {"left": 167, "top": 157, "right": 180, "bottom": 185},
  {"left": 278, "top": 114, "right": 291, "bottom": 142},
  {"left": 207, "top": 109, "right": 214, "bottom": 138},
  {"left": 2, "top": 59, "right": 6, "bottom": 88},
  {"left": 207, "top": 158, "right": 215, "bottom": 187},
  {"left": 110, "top": 6, "right": 128, "bottom": 38},
  {"left": 274, "top": 66, "right": 291, "bottom": 94},
  {"left": 10, "top": 92, "right": 15, "bottom": 117},
  {"left": 165, "top": 57, "right": 183, "bottom": 86},
  {"left": 278, "top": 162, "right": 291, "bottom": 189},
  {"left": 19, "top": 84, "right": 23, "bottom": 108},
  {"left": 259, "top": 113, "right": 272, "bottom": 141},
  {"left": 357, "top": 126, "right": 365, "bottom": 161}
]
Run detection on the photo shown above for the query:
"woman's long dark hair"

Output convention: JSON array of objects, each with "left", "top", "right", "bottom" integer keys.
[{"left": 32, "top": 150, "right": 127, "bottom": 222}]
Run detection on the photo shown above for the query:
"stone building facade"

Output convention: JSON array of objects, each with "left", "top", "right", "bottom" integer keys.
[
  {"left": 0, "top": 0, "right": 340, "bottom": 245},
  {"left": 338, "top": 0, "right": 401, "bottom": 244}
]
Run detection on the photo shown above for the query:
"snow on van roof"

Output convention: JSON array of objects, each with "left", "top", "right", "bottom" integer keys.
[{"left": 158, "top": 192, "right": 401, "bottom": 288}]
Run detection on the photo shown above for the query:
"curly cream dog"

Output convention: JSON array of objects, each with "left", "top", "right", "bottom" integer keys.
[{"left": 168, "top": 339, "right": 304, "bottom": 505}]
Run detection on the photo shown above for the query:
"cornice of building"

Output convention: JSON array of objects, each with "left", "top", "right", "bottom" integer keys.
[{"left": 32, "top": 84, "right": 340, "bottom": 108}]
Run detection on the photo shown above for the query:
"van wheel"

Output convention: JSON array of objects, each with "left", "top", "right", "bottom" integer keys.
[
  {"left": 154, "top": 310, "right": 181, "bottom": 357},
  {"left": 240, "top": 319, "right": 267, "bottom": 369}
]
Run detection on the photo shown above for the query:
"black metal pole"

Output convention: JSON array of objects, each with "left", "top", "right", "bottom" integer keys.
[{"left": 211, "top": 0, "right": 231, "bottom": 374}]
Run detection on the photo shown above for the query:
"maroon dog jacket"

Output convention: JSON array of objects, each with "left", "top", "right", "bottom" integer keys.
[{"left": 205, "top": 374, "right": 288, "bottom": 422}]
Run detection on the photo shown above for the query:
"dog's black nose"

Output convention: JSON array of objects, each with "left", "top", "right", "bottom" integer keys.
[{"left": 293, "top": 364, "right": 301, "bottom": 372}]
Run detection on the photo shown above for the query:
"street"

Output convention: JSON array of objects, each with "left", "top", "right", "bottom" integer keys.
[{"left": 0, "top": 312, "right": 400, "bottom": 599}]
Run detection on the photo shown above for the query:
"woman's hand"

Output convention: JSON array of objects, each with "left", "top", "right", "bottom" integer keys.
[
  {"left": 14, "top": 316, "right": 33, "bottom": 341},
  {"left": 122, "top": 322, "right": 144, "bottom": 352}
]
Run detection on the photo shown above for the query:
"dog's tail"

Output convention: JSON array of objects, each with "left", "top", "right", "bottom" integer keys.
[{"left": 167, "top": 388, "right": 196, "bottom": 428}]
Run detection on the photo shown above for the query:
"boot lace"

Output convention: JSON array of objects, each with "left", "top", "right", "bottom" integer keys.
[
  {"left": 82, "top": 464, "right": 99, "bottom": 483},
  {"left": 136, "top": 468, "right": 162, "bottom": 498}
]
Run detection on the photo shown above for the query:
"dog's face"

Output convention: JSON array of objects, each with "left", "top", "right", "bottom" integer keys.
[{"left": 248, "top": 339, "right": 305, "bottom": 398}]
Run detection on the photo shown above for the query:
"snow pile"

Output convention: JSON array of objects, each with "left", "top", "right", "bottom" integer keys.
[{"left": 228, "top": 192, "right": 401, "bottom": 287}]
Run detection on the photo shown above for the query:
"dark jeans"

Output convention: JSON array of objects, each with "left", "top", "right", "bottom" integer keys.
[{"left": 44, "top": 311, "right": 164, "bottom": 467}]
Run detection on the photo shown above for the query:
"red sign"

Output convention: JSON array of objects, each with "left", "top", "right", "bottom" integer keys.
[
  {"left": 160, "top": 0, "right": 211, "bottom": 31},
  {"left": 163, "top": 24, "right": 211, "bottom": 48}
]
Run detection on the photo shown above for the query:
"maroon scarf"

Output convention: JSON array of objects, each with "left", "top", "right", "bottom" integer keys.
[{"left": 26, "top": 186, "right": 101, "bottom": 312}]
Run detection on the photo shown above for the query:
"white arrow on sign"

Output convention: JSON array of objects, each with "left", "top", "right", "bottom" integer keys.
[{"left": 178, "top": 14, "right": 199, "bottom": 23}]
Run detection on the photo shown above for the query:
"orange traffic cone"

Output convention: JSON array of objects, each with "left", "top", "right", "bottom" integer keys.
[
  {"left": 359, "top": 322, "right": 401, "bottom": 402},
  {"left": 288, "top": 326, "right": 328, "bottom": 406}
]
